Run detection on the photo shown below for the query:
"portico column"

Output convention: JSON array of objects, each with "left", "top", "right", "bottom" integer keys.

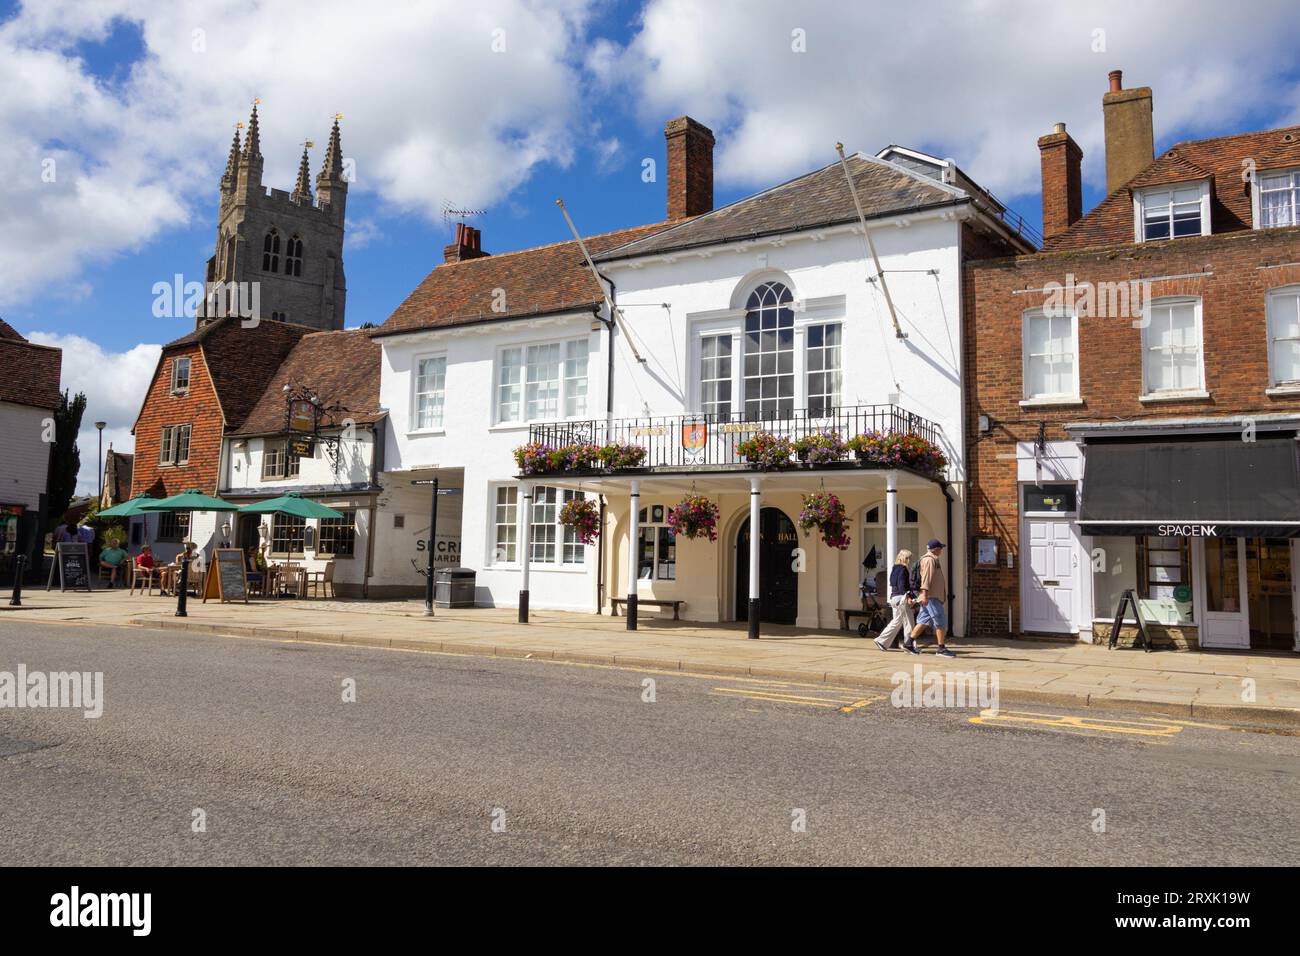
[
  {"left": 518, "top": 482, "right": 531, "bottom": 623},
  {"left": 885, "top": 470, "right": 899, "bottom": 599},
  {"left": 626, "top": 480, "right": 640, "bottom": 630},
  {"left": 749, "top": 477, "right": 761, "bottom": 639}
]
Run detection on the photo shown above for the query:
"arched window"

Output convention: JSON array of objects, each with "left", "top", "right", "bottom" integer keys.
[
  {"left": 262, "top": 228, "right": 281, "bottom": 272},
  {"left": 742, "top": 280, "right": 794, "bottom": 420},
  {"left": 284, "top": 234, "right": 303, "bottom": 277},
  {"left": 860, "top": 502, "right": 920, "bottom": 585}
]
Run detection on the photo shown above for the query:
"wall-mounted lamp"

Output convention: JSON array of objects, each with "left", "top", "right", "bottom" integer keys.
[{"left": 978, "top": 414, "right": 992, "bottom": 433}]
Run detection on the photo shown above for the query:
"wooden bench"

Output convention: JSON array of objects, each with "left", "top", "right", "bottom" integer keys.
[
  {"left": 609, "top": 597, "right": 685, "bottom": 620},
  {"left": 838, "top": 607, "right": 885, "bottom": 634}
]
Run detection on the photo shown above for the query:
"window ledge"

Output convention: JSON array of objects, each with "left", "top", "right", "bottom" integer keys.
[
  {"left": 406, "top": 428, "right": 446, "bottom": 438},
  {"left": 1019, "top": 396, "right": 1085, "bottom": 408},
  {"left": 1265, "top": 384, "right": 1300, "bottom": 397},
  {"left": 1138, "top": 390, "right": 1211, "bottom": 404}
]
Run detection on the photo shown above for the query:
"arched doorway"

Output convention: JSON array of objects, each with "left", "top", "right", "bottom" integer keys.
[{"left": 735, "top": 507, "right": 799, "bottom": 625}]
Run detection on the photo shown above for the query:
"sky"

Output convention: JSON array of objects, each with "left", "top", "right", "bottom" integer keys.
[{"left": 4, "top": 0, "right": 1300, "bottom": 495}]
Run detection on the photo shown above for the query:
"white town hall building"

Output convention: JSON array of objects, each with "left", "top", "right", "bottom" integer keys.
[{"left": 371, "top": 118, "right": 1032, "bottom": 636}]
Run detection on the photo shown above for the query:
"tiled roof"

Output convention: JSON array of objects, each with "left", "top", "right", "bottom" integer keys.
[
  {"left": 375, "top": 222, "right": 672, "bottom": 337},
  {"left": 594, "top": 154, "right": 964, "bottom": 261},
  {"left": 104, "top": 450, "right": 134, "bottom": 503},
  {"left": 0, "top": 326, "right": 62, "bottom": 410},
  {"left": 187, "top": 318, "right": 313, "bottom": 429},
  {"left": 1044, "top": 125, "right": 1300, "bottom": 252},
  {"left": 233, "top": 328, "right": 383, "bottom": 436}
]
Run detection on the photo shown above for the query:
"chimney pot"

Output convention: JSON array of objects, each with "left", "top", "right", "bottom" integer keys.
[
  {"left": 1054, "top": 122, "right": 1067, "bottom": 134},
  {"left": 1108, "top": 70, "right": 1123, "bottom": 93},
  {"left": 664, "top": 116, "right": 715, "bottom": 221}
]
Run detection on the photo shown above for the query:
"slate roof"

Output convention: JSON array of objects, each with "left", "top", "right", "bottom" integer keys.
[
  {"left": 233, "top": 328, "right": 383, "bottom": 436},
  {"left": 0, "top": 322, "right": 62, "bottom": 411},
  {"left": 1043, "top": 125, "right": 1300, "bottom": 252},
  {"left": 594, "top": 154, "right": 966, "bottom": 262},
  {"left": 374, "top": 222, "right": 672, "bottom": 337}
]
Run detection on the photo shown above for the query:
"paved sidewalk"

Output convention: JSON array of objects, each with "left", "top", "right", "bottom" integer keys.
[{"left": 5, "top": 588, "right": 1300, "bottom": 726}]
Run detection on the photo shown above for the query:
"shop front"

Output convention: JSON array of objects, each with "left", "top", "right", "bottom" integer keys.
[{"left": 1076, "top": 431, "right": 1300, "bottom": 652}]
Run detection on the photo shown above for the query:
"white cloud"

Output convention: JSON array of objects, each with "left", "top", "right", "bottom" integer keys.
[
  {"left": 604, "top": 0, "right": 1300, "bottom": 202},
  {"left": 0, "top": 0, "right": 598, "bottom": 309},
  {"left": 26, "top": 331, "right": 161, "bottom": 495}
]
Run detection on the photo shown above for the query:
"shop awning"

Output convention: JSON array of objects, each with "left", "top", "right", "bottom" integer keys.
[{"left": 1078, "top": 437, "right": 1300, "bottom": 538}]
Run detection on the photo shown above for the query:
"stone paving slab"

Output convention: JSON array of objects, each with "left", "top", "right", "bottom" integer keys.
[{"left": 4, "top": 589, "right": 1300, "bottom": 726}]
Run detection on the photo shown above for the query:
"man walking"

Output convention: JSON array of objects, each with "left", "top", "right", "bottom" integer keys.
[{"left": 903, "top": 539, "right": 954, "bottom": 657}]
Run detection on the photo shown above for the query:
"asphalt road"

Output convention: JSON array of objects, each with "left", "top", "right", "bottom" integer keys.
[{"left": 1, "top": 619, "right": 1298, "bottom": 865}]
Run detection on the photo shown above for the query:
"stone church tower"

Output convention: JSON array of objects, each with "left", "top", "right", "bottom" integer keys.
[{"left": 199, "top": 105, "right": 348, "bottom": 331}]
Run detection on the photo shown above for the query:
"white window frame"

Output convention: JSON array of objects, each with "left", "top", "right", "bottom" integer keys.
[
  {"left": 261, "top": 439, "right": 299, "bottom": 481},
  {"left": 411, "top": 351, "right": 447, "bottom": 433},
  {"left": 805, "top": 321, "right": 843, "bottom": 417},
  {"left": 159, "top": 424, "right": 191, "bottom": 466},
  {"left": 1133, "top": 181, "right": 1211, "bottom": 243},
  {"left": 687, "top": 288, "right": 846, "bottom": 419},
  {"left": 636, "top": 505, "right": 676, "bottom": 580},
  {"left": 170, "top": 356, "right": 191, "bottom": 394},
  {"left": 493, "top": 335, "right": 589, "bottom": 426},
  {"left": 490, "top": 485, "right": 519, "bottom": 566},
  {"left": 1139, "top": 296, "right": 1206, "bottom": 399},
  {"left": 1266, "top": 285, "right": 1300, "bottom": 390},
  {"left": 1252, "top": 167, "right": 1300, "bottom": 230},
  {"left": 1020, "top": 307, "right": 1080, "bottom": 403}
]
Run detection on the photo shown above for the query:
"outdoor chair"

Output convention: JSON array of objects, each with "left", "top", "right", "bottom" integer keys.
[
  {"left": 306, "top": 561, "right": 336, "bottom": 598},
  {"left": 131, "top": 564, "right": 160, "bottom": 596}
]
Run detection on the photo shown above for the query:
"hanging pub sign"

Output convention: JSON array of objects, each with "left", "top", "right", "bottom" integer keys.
[
  {"left": 289, "top": 436, "right": 316, "bottom": 458},
  {"left": 288, "top": 398, "right": 319, "bottom": 433}
]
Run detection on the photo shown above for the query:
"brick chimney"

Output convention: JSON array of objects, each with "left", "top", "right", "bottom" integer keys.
[
  {"left": 443, "top": 222, "right": 489, "bottom": 263},
  {"left": 1038, "top": 122, "right": 1083, "bottom": 240},
  {"left": 1102, "top": 69, "right": 1154, "bottom": 194},
  {"left": 665, "top": 116, "right": 714, "bottom": 221}
]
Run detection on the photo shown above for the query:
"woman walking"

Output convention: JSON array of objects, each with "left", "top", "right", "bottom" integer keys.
[{"left": 873, "top": 549, "right": 916, "bottom": 650}]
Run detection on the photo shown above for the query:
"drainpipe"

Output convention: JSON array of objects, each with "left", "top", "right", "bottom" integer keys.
[
  {"left": 942, "top": 481, "right": 958, "bottom": 633},
  {"left": 596, "top": 494, "right": 607, "bottom": 614}
]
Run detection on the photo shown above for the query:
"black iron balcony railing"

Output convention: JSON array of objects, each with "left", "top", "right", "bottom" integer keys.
[{"left": 526, "top": 404, "right": 942, "bottom": 472}]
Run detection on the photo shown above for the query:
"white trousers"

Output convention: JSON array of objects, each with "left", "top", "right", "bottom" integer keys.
[{"left": 875, "top": 594, "right": 915, "bottom": 647}]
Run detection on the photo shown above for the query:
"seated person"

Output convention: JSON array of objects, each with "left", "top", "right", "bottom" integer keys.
[
  {"left": 244, "top": 546, "right": 265, "bottom": 587},
  {"left": 135, "top": 544, "right": 156, "bottom": 570},
  {"left": 99, "top": 537, "right": 129, "bottom": 586}
]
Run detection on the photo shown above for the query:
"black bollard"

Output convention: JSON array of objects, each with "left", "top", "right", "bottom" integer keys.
[
  {"left": 175, "top": 558, "right": 189, "bottom": 617},
  {"left": 9, "top": 553, "right": 25, "bottom": 607}
]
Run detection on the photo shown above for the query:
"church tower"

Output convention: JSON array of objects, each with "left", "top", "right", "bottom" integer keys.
[{"left": 200, "top": 105, "right": 348, "bottom": 331}]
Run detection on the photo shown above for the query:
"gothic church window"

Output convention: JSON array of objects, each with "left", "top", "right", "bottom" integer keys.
[
  {"left": 262, "top": 228, "right": 281, "bottom": 272},
  {"left": 284, "top": 234, "right": 303, "bottom": 277}
]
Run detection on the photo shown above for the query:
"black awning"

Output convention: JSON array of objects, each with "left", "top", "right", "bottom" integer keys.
[{"left": 1078, "top": 437, "right": 1300, "bottom": 538}]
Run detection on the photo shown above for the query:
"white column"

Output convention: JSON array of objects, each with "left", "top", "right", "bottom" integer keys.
[
  {"left": 626, "top": 480, "right": 640, "bottom": 629},
  {"left": 885, "top": 470, "right": 898, "bottom": 599},
  {"left": 748, "top": 476, "right": 761, "bottom": 639},
  {"left": 517, "top": 482, "right": 531, "bottom": 623}
]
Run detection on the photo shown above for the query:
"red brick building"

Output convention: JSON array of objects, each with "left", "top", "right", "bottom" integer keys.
[
  {"left": 130, "top": 317, "right": 308, "bottom": 553},
  {"left": 966, "top": 71, "right": 1300, "bottom": 652}
]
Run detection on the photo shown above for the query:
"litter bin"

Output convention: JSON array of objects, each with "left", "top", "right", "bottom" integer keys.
[{"left": 435, "top": 567, "right": 477, "bottom": 608}]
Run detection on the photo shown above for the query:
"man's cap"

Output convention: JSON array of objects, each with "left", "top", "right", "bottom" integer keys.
[{"left": 928, "top": 539, "right": 944, "bottom": 550}]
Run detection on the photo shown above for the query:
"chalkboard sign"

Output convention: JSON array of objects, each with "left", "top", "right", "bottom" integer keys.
[
  {"left": 202, "top": 548, "right": 248, "bottom": 604},
  {"left": 47, "top": 542, "right": 92, "bottom": 592}
]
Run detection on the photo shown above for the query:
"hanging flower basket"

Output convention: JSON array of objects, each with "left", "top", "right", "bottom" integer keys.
[
  {"left": 736, "top": 432, "right": 794, "bottom": 470},
  {"left": 798, "top": 491, "right": 851, "bottom": 550},
  {"left": 847, "top": 431, "right": 948, "bottom": 479},
  {"left": 559, "top": 497, "right": 601, "bottom": 545},
  {"left": 666, "top": 494, "right": 720, "bottom": 542},
  {"left": 793, "top": 430, "right": 847, "bottom": 465}
]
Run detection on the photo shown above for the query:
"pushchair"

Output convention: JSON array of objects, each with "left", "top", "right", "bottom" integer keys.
[{"left": 857, "top": 570, "right": 890, "bottom": 638}]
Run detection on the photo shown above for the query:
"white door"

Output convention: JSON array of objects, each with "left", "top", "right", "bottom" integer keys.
[
  {"left": 1202, "top": 536, "right": 1249, "bottom": 648},
  {"left": 1023, "top": 517, "right": 1078, "bottom": 634}
]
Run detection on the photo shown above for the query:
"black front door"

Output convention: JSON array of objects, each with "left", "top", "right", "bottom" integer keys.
[{"left": 735, "top": 507, "right": 799, "bottom": 625}]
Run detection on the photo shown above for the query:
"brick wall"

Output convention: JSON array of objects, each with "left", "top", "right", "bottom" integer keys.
[
  {"left": 965, "top": 224, "right": 1300, "bottom": 635},
  {"left": 131, "top": 345, "right": 225, "bottom": 498}
]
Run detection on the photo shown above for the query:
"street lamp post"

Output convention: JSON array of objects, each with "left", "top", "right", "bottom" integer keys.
[{"left": 94, "top": 421, "right": 107, "bottom": 502}]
